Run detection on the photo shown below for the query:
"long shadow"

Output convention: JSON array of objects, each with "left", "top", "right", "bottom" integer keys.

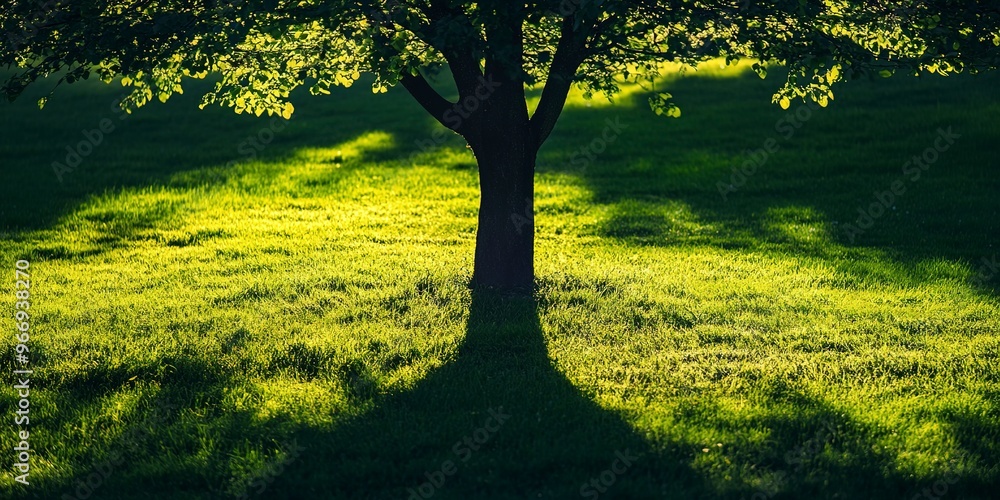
[
  {"left": 251, "top": 287, "right": 983, "bottom": 499},
  {"left": 0, "top": 75, "right": 444, "bottom": 237},
  {"left": 4, "top": 352, "right": 243, "bottom": 499},
  {"left": 4, "top": 68, "right": 997, "bottom": 295},
  {"left": 271, "top": 289, "right": 682, "bottom": 498},
  {"left": 537, "top": 68, "right": 1000, "bottom": 295},
  {"left": 1, "top": 69, "right": 996, "bottom": 497},
  {"left": 7, "top": 286, "right": 992, "bottom": 498}
]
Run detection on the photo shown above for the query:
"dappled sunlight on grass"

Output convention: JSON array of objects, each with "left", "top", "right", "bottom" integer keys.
[
  {"left": 292, "top": 130, "right": 396, "bottom": 165},
  {"left": 760, "top": 205, "right": 837, "bottom": 247},
  {"left": 249, "top": 379, "right": 344, "bottom": 425},
  {"left": 1, "top": 61, "right": 998, "bottom": 498},
  {"left": 598, "top": 198, "right": 719, "bottom": 242}
]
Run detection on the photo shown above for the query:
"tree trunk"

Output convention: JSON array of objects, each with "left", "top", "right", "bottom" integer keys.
[
  {"left": 470, "top": 137, "right": 536, "bottom": 293},
  {"left": 465, "top": 84, "right": 537, "bottom": 294}
]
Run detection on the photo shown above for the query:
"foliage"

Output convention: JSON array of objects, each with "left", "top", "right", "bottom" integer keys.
[{"left": 2, "top": 1, "right": 998, "bottom": 121}]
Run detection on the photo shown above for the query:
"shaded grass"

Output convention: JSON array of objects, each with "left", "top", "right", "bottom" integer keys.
[{"left": 0, "top": 62, "right": 998, "bottom": 498}]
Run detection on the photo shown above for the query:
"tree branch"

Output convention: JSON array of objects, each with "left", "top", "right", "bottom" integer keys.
[
  {"left": 400, "top": 71, "right": 463, "bottom": 134},
  {"left": 421, "top": 2, "right": 484, "bottom": 97},
  {"left": 530, "top": 16, "right": 589, "bottom": 146}
]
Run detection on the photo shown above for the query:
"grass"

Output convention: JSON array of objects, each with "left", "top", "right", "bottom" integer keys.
[{"left": 0, "top": 61, "right": 998, "bottom": 499}]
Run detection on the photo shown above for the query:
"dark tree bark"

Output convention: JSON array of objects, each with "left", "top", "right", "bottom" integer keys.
[
  {"left": 398, "top": 12, "right": 590, "bottom": 294},
  {"left": 463, "top": 67, "right": 537, "bottom": 293},
  {"left": 467, "top": 115, "right": 537, "bottom": 293}
]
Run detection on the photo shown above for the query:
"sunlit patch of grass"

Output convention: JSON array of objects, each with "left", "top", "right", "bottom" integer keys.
[
  {"left": 555, "top": 58, "right": 761, "bottom": 112},
  {"left": 759, "top": 205, "right": 836, "bottom": 247},
  {"left": 0, "top": 62, "right": 998, "bottom": 498},
  {"left": 292, "top": 130, "right": 396, "bottom": 166}
]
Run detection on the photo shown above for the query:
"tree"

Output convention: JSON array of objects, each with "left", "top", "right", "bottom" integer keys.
[{"left": 3, "top": 0, "right": 998, "bottom": 293}]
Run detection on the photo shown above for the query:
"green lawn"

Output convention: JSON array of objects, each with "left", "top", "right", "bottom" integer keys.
[{"left": 1, "top": 63, "right": 998, "bottom": 499}]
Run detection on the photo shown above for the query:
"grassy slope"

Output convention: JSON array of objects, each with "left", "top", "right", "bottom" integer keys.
[{"left": 0, "top": 62, "right": 998, "bottom": 499}]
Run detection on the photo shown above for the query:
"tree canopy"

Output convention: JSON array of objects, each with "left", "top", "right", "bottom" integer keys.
[{"left": 3, "top": 1, "right": 999, "bottom": 132}]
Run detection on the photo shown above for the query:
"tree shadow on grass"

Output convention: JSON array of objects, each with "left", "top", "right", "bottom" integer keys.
[
  {"left": 0, "top": 75, "right": 434, "bottom": 238},
  {"left": 538, "top": 69, "right": 1000, "bottom": 296},
  {"left": 3, "top": 68, "right": 997, "bottom": 296},
  {"left": 5, "top": 352, "right": 240, "bottom": 500},
  {"left": 2, "top": 69, "right": 997, "bottom": 497},
  {"left": 274, "top": 289, "right": 681, "bottom": 498},
  {"left": 10, "top": 286, "right": 996, "bottom": 499},
  {"left": 257, "top": 288, "right": 991, "bottom": 500}
]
